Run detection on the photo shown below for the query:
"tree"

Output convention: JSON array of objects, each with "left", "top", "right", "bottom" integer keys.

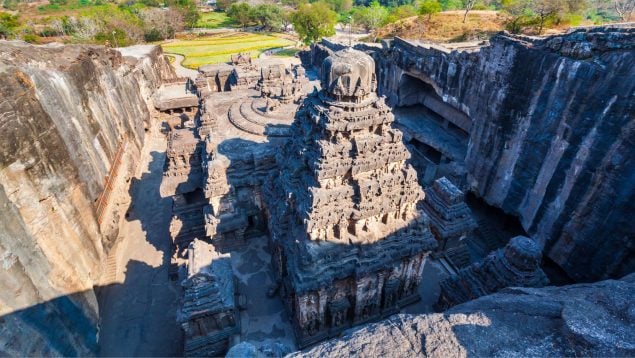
[
  {"left": 281, "top": 10, "right": 294, "bottom": 32},
  {"left": 353, "top": 1, "right": 388, "bottom": 32},
  {"left": 530, "top": 0, "right": 566, "bottom": 34},
  {"left": 252, "top": 4, "right": 283, "bottom": 31},
  {"left": 501, "top": 0, "right": 532, "bottom": 33},
  {"left": 322, "top": 0, "right": 352, "bottom": 12},
  {"left": 341, "top": 0, "right": 353, "bottom": 12},
  {"left": 439, "top": 0, "right": 462, "bottom": 10},
  {"left": 614, "top": 0, "right": 635, "bottom": 20},
  {"left": 139, "top": 8, "right": 183, "bottom": 40},
  {"left": 227, "top": 2, "right": 254, "bottom": 27},
  {"left": 419, "top": 0, "right": 441, "bottom": 20},
  {"left": 180, "top": 3, "right": 200, "bottom": 29},
  {"left": 281, "top": 0, "right": 306, "bottom": 7},
  {"left": 384, "top": 4, "right": 417, "bottom": 23},
  {"left": 462, "top": 0, "right": 476, "bottom": 22},
  {"left": 292, "top": 2, "right": 337, "bottom": 45},
  {"left": 215, "top": 0, "right": 236, "bottom": 11}
]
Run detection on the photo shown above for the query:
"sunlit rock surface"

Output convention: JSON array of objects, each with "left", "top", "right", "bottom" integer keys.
[
  {"left": 298, "top": 273, "right": 635, "bottom": 357},
  {"left": 0, "top": 41, "right": 174, "bottom": 356}
]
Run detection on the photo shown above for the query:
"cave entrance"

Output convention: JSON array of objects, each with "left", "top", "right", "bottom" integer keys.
[
  {"left": 438, "top": 192, "right": 531, "bottom": 273},
  {"left": 397, "top": 73, "right": 472, "bottom": 134},
  {"left": 409, "top": 138, "right": 443, "bottom": 165},
  {"left": 462, "top": 192, "right": 574, "bottom": 285},
  {"left": 392, "top": 73, "right": 472, "bottom": 187},
  {"left": 397, "top": 73, "right": 438, "bottom": 107}
]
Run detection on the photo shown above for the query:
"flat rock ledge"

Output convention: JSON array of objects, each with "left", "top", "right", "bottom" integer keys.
[{"left": 296, "top": 273, "right": 635, "bottom": 357}]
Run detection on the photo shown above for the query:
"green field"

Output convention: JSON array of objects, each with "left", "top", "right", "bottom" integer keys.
[
  {"left": 161, "top": 32, "right": 295, "bottom": 68},
  {"left": 272, "top": 48, "right": 301, "bottom": 57},
  {"left": 195, "top": 11, "right": 237, "bottom": 29}
]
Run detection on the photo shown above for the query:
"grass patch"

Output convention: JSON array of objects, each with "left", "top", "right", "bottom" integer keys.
[
  {"left": 161, "top": 32, "right": 295, "bottom": 68},
  {"left": 33, "top": 0, "right": 112, "bottom": 16},
  {"left": 196, "top": 11, "right": 237, "bottom": 29},
  {"left": 272, "top": 48, "right": 301, "bottom": 57}
]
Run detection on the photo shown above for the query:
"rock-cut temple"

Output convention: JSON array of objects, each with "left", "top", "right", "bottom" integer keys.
[{"left": 263, "top": 48, "right": 437, "bottom": 347}]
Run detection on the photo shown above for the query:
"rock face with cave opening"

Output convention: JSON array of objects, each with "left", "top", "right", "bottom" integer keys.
[{"left": 310, "top": 26, "right": 635, "bottom": 282}]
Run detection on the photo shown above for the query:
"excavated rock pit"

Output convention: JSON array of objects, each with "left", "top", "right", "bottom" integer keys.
[{"left": 0, "top": 24, "right": 633, "bottom": 356}]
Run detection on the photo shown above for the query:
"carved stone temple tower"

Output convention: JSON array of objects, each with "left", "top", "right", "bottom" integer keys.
[{"left": 264, "top": 48, "right": 437, "bottom": 348}]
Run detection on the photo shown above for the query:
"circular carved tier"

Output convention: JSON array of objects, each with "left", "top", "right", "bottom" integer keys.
[{"left": 228, "top": 97, "right": 297, "bottom": 137}]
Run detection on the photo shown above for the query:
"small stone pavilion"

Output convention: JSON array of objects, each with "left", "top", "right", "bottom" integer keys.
[
  {"left": 264, "top": 48, "right": 437, "bottom": 348},
  {"left": 177, "top": 240, "right": 239, "bottom": 357},
  {"left": 421, "top": 176, "right": 477, "bottom": 249},
  {"left": 437, "top": 235, "right": 549, "bottom": 310}
]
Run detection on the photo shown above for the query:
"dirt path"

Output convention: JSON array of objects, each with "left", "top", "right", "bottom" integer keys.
[
  {"left": 98, "top": 125, "right": 182, "bottom": 357},
  {"left": 167, "top": 53, "right": 199, "bottom": 80}
]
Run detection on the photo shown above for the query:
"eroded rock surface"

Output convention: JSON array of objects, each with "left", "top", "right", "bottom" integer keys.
[
  {"left": 380, "top": 28, "right": 635, "bottom": 282},
  {"left": 298, "top": 273, "right": 635, "bottom": 357},
  {"left": 0, "top": 42, "right": 174, "bottom": 355}
]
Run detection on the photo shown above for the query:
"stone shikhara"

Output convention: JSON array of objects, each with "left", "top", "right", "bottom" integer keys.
[
  {"left": 263, "top": 48, "right": 437, "bottom": 347},
  {"left": 178, "top": 240, "right": 239, "bottom": 357}
]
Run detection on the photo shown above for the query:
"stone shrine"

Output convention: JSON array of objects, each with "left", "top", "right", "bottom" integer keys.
[
  {"left": 177, "top": 240, "right": 239, "bottom": 356},
  {"left": 197, "top": 102, "right": 218, "bottom": 140},
  {"left": 230, "top": 53, "right": 260, "bottom": 91},
  {"left": 421, "top": 177, "right": 477, "bottom": 249},
  {"left": 258, "top": 64, "right": 306, "bottom": 104},
  {"left": 197, "top": 63, "right": 233, "bottom": 93},
  {"left": 437, "top": 235, "right": 549, "bottom": 310},
  {"left": 263, "top": 48, "right": 437, "bottom": 348},
  {"left": 202, "top": 139, "right": 275, "bottom": 251},
  {"left": 160, "top": 128, "right": 203, "bottom": 197}
]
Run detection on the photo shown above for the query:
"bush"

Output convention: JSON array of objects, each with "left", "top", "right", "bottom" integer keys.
[
  {"left": 22, "top": 33, "right": 39, "bottom": 43},
  {"left": 39, "top": 27, "right": 62, "bottom": 37},
  {"left": 0, "top": 12, "right": 20, "bottom": 38},
  {"left": 2, "top": 0, "right": 18, "bottom": 10},
  {"left": 144, "top": 27, "right": 163, "bottom": 41}
]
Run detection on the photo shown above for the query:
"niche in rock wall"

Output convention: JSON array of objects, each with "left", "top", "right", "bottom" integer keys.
[
  {"left": 409, "top": 138, "right": 443, "bottom": 165},
  {"left": 397, "top": 73, "right": 437, "bottom": 107},
  {"left": 397, "top": 73, "right": 472, "bottom": 134}
]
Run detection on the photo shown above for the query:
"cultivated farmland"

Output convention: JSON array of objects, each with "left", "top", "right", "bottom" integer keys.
[{"left": 161, "top": 32, "right": 296, "bottom": 69}]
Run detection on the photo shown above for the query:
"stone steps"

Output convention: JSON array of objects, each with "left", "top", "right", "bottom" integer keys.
[
  {"left": 102, "top": 250, "right": 118, "bottom": 284},
  {"left": 476, "top": 218, "right": 504, "bottom": 252}
]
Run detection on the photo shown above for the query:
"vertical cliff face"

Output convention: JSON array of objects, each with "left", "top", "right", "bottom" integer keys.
[
  {"left": 0, "top": 42, "right": 174, "bottom": 355},
  {"left": 376, "top": 28, "right": 635, "bottom": 282}
]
